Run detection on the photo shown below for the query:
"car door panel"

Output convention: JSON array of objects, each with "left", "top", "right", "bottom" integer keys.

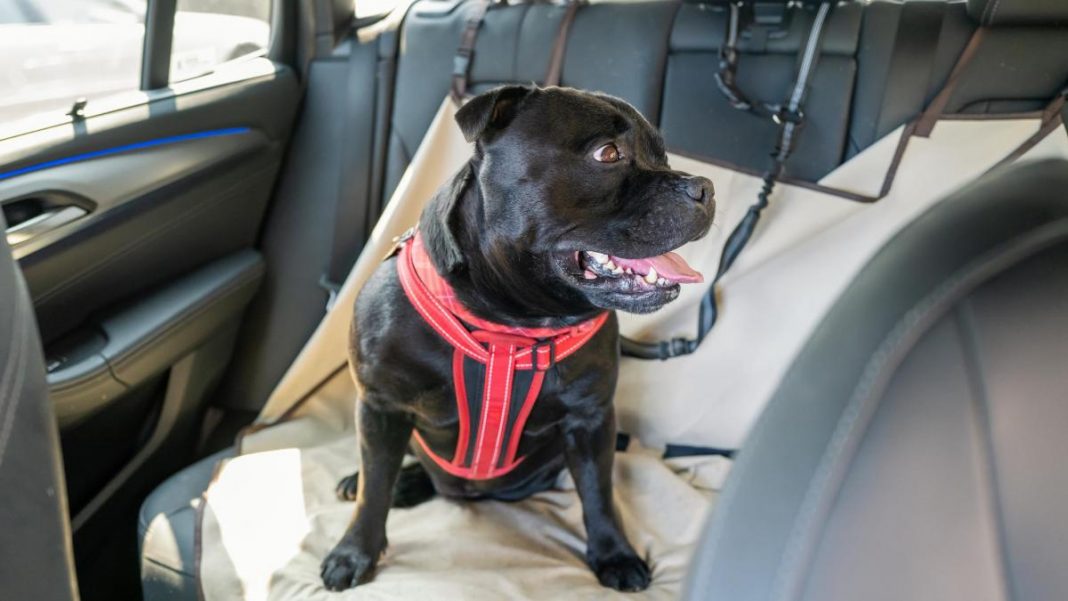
[
  {"left": 0, "top": 53, "right": 299, "bottom": 582},
  {"left": 48, "top": 249, "right": 264, "bottom": 430},
  {"left": 4, "top": 61, "right": 297, "bottom": 342}
]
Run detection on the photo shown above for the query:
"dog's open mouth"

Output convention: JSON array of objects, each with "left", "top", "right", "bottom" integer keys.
[{"left": 574, "top": 250, "right": 703, "bottom": 291}]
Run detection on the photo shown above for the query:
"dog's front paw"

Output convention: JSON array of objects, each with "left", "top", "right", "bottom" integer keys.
[
  {"left": 590, "top": 553, "right": 652, "bottom": 592},
  {"left": 320, "top": 543, "right": 376, "bottom": 591}
]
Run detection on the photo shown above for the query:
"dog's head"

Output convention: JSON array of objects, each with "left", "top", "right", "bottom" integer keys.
[{"left": 427, "top": 85, "right": 714, "bottom": 318}]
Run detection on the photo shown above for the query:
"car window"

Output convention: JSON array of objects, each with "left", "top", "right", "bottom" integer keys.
[
  {"left": 171, "top": 0, "right": 271, "bottom": 83},
  {"left": 0, "top": 0, "right": 148, "bottom": 128}
]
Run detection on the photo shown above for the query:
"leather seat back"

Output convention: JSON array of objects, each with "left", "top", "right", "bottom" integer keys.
[
  {"left": 684, "top": 158, "right": 1068, "bottom": 601},
  {"left": 0, "top": 215, "right": 79, "bottom": 600}
]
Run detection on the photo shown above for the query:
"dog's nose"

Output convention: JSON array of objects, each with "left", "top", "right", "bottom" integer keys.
[{"left": 684, "top": 176, "right": 715, "bottom": 206}]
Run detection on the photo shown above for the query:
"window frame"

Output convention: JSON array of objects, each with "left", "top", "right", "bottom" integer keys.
[
  {"left": 141, "top": 0, "right": 178, "bottom": 89},
  {"left": 0, "top": 0, "right": 283, "bottom": 141}
]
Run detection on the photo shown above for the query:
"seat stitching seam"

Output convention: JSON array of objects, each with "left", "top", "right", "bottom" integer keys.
[
  {"left": 956, "top": 302, "right": 1016, "bottom": 601},
  {"left": 0, "top": 299, "right": 29, "bottom": 469},
  {"left": 769, "top": 266, "right": 964, "bottom": 600}
]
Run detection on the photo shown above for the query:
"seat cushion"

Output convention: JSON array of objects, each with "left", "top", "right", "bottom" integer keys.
[
  {"left": 140, "top": 449, "right": 232, "bottom": 601},
  {"left": 197, "top": 431, "right": 730, "bottom": 600},
  {"left": 684, "top": 159, "right": 1068, "bottom": 601}
]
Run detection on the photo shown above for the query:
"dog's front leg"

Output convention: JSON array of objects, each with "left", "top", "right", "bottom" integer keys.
[
  {"left": 563, "top": 404, "right": 651, "bottom": 592},
  {"left": 321, "top": 399, "right": 412, "bottom": 590}
]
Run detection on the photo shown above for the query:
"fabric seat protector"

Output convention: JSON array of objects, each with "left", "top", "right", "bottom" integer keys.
[
  {"left": 256, "top": 95, "right": 1068, "bottom": 451},
  {"left": 197, "top": 91, "right": 1068, "bottom": 600}
]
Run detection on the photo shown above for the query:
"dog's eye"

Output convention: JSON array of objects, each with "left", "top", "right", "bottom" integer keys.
[{"left": 593, "top": 143, "right": 622, "bottom": 163}]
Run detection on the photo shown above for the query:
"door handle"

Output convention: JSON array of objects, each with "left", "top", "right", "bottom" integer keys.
[
  {"left": 3, "top": 192, "right": 93, "bottom": 248},
  {"left": 6, "top": 205, "right": 87, "bottom": 247}
]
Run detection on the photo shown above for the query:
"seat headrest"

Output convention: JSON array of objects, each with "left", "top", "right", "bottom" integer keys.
[{"left": 968, "top": 0, "right": 1068, "bottom": 26}]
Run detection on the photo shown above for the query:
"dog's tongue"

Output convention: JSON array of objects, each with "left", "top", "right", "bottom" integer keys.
[{"left": 613, "top": 252, "right": 704, "bottom": 284}]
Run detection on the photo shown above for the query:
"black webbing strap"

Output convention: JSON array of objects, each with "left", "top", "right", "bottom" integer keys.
[
  {"left": 321, "top": 34, "right": 382, "bottom": 308},
  {"left": 622, "top": 0, "right": 836, "bottom": 360},
  {"left": 713, "top": 1, "right": 780, "bottom": 119},
  {"left": 544, "top": 0, "right": 582, "bottom": 87}
]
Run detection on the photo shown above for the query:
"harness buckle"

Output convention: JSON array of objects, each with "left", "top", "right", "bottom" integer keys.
[{"left": 532, "top": 339, "right": 557, "bottom": 371}]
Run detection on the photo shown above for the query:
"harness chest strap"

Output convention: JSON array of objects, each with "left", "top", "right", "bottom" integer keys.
[{"left": 395, "top": 232, "right": 609, "bottom": 480}]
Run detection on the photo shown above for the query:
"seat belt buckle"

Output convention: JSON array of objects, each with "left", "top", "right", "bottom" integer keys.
[
  {"left": 532, "top": 339, "right": 557, "bottom": 371},
  {"left": 319, "top": 274, "right": 342, "bottom": 311}
]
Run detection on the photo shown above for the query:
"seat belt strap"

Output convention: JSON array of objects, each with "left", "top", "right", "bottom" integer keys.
[
  {"left": 622, "top": 0, "right": 836, "bottom": 360},
  {"left": 321, "top": 35, "right": 381, "bottom": 308},
  {"left": 451, "top": 0, "right": 492, "bottom": 103},
  {"left": 544, "top": 0, "right": 583, "bottom": 87}
]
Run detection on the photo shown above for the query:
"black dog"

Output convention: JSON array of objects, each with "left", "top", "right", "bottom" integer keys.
[{"left": 321, "top": 85, "right": 714, "bottom": 592}]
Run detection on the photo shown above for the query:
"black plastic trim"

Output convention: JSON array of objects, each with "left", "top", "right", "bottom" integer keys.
[{"left": 47, "top": 251, "right": 264, "bottom": 429}]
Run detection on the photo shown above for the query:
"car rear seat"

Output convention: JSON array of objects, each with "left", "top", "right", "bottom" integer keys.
[
  {"left": 138, "top": 1, "right": 1068, "bottom": 598},
  {"left": 382, "top": 0, "right": 681, "bottom": 200},
  {"left": 685, "top": 156, "right": 1068, "bottom": 601}
]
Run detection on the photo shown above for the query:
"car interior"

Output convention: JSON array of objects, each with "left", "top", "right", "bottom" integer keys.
[{"left": 1, "top": 0, "right": 1066, "bottom": 599}]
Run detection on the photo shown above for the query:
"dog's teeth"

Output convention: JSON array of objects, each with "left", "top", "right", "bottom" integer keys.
[
  {"left": 587, "top": 251, "right": 608, "bottom": 264},
  {"left": 657, "top": 277, "right": 667, "bottom": 286},
  {"left": 605, "top": 259, "right": 617, "bottom": 271},
  {"left": 583, "top": 269, "right": 598, "bottom": 280},
  {"left": 612, "top": 265, "right": 624, "bottom": 275},
  {"left": 625, "top": 268, "right": 633, "bottom": 275},
  {"left": 644, "top": 267, "right": 658, "bottom": 284}
]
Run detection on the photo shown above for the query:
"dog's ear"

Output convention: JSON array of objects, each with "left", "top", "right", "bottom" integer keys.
[
  {"left": 455, "top": 85, "right": 535, "bottom": 143},
  {"left": 422, "top": 164, "right": 473, "bottom": 273}
]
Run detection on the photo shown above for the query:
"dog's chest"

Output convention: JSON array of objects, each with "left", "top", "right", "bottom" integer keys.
[{"left": 413, "top": 361, "right": 572, "bottom": 457}]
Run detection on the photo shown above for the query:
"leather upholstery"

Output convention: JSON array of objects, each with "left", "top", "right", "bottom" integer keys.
[
  {"left": 139, "top": 449, "right": 231, "bottom": 601},
  {"left": 662, "top": 2, "right": 863, "bottom": 181},
  {"left": 383, "top": 0, "right": 680, "bottom": 201},
  {"left": 0, "top": 215, "right": 80, "bottom": 599},
  {"left": 684, "top": 158, "right": 1068, "bottom": 601},
  {"left": 968, "top": 0, "right": 1068, "bottom": 26}
]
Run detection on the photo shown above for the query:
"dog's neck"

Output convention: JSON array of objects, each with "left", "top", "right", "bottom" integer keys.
[{"left": 418, "top": 166, "right": 603, "bottom": 330}]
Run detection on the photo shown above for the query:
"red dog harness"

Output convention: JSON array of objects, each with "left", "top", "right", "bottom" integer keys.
[{"left": 396, "top": 231, "right": 609, "bottom": 480}]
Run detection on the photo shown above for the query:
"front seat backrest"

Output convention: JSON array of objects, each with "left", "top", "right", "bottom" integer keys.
[
  {"left": 684, "top": 158, "right": 1068, "bottom": 601},
  {"left": 0, "top": 216, "right": 79, "bottom": 600}
]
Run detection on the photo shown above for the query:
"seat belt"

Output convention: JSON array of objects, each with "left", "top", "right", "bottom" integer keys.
[
  {"left": 320, "top": 31, "right": 382, "bottom": 308},
  {"left": 622, "top": 0, "right": 836, "bottom": 360}
]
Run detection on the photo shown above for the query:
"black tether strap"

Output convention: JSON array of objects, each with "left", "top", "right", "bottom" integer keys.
[{"left": 622, "top": 0, "right": 836, "bottom": 360}]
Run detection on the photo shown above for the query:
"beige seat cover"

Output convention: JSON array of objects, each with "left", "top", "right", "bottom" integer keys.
[{"left": 196, "top": 96, "right": 1068, "bottom": 600}]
